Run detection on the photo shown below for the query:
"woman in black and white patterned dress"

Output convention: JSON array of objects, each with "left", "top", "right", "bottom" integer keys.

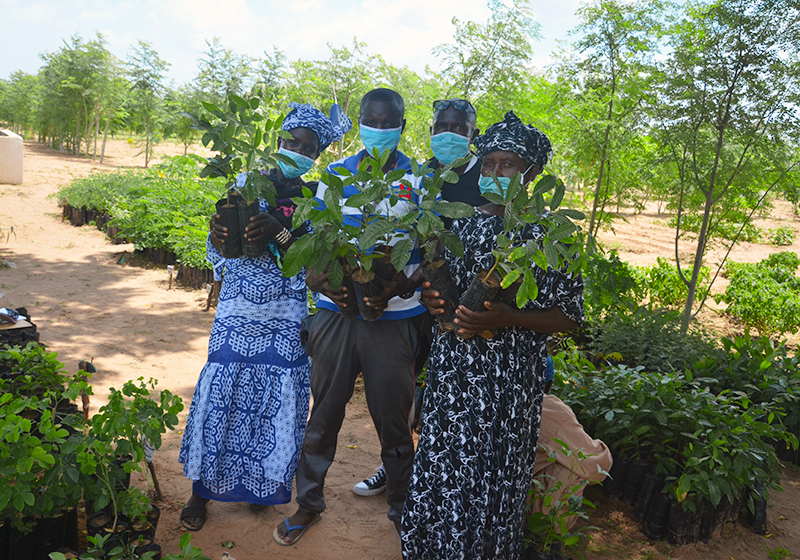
[{"left": 401, "top": 112, "right": 584, "bottom": 560}]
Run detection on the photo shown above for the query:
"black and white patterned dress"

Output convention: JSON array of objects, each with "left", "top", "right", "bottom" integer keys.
[{"left": 401, "top": 213, "right": 584, "bottom": 560}]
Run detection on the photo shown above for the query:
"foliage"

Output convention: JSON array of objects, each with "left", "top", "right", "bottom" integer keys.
[
  {"left": 586, "top": 306, "right": 717, "bottom": 373},
  {"left": 525, "top": 440, "right": 602, "bottom": 555},
  {"left": 57, "top": 155, "right": 225, "bottom": 268},
  {"left": 49, "top": 532, "right": 211, "bottom": 560},
  {"left": 668, "top": 213, "right": 763, "bottom": 244},
  {"left": 479, "top": 172, "right": 585, "bottom": 308},
  {"left": 282, "top": 150, "right": 473, "bottom": 284},
  {"left": 768, "top": 225, "right": 796, "bottom": 246},
  {"left": 641, "top": 257, "right": 710, "bottom": 309},
  {"left": 126, "top": 40, "right": 169, "bottom": 167},
  {"left": 185, "top": 93, "right": 294, "bottom": 205},
  {"left": 654, "top": 0, "right": 800, "bottom": 333},
  {"left": 715, "top": 252, "right": 800, "bottom": 337},
  {"left": 582, "top": 250, "right": 647, "bottom": 319}
]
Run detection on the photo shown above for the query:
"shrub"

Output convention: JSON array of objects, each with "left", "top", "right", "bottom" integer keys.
[
  {"left": 639, "top": 257, "right": 710, "bottom": 308},
  {"left": 582, "top": 250, "right": 646, "bottom": 319},
  {"left": 669, "top": 213, "right": 763, "bottom": 243},
  {"left": 586, "top": 306, "right": 716, "bottom": 373},
  {"left": 767, "top": 225, "right": 796, "bottom": 246},
  {"left": 715, "top": 252, "right": 800, "bottom": 337},
  {"left": 56, "top": 155, "right": 225, "bottom": 269}
]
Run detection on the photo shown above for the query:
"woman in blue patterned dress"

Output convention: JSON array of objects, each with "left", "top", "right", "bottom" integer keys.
[
  {"left": 401, "top": 112, "right": 584, "bottom": 559},
  {"left": 178, "top": 103, "right": 351, "bottom": 531}
]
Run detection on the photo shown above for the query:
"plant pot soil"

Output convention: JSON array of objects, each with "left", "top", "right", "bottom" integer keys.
[
  {"left": 35, "top": 512, "right": 68, "bottom": 560},
  {"left": 666, "top": 501, "right": 701, "bottom": 545},
  {"left": 457, "top": 270, "right": 501, "bottom": 338},
  {"left": 135, "top": 542, "right": 162, "bottom": 560},
  {"left": 351, "top": 269, "right": 385, "bottom": 321},
  {"left": 643, "top": 492, "right": 671, "bottom": 541},
  {"left": 422, "top": 258, "right": 459, "bottom": 332},
  {"left": 632, "top": 470, "right": 664, "bottom": 522},
  {"left": 237, "top": 198, "right": 267, "bottom": 259},
  {"left": 698, "top": 499, "right": 714, "bottom": 542},
  {"left": 605, "top": 454, "right": 630, "bottom": 498},
  {"left": 86, "top": 512, "right": 112, "bottom": 537},
  {"left": 622, "top": 460, "right": 648, "bottom": 505},
  {"left": 145, "top": 504, "right": 160, "bottom": 533},
  {"left": 215, "top": 198, "right": 243, "bottom": 259}
]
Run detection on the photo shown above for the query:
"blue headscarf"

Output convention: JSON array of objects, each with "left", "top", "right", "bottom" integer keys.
[
  {"left": 473, "top": 111, "right": 552, "bottom": 169},
  {"left": 281, "top": 102, "right": 352, "bottom": 153}
]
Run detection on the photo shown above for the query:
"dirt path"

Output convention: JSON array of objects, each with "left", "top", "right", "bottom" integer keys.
[{"left": 1, "top": 139, "right": 798, "bottom": 560}]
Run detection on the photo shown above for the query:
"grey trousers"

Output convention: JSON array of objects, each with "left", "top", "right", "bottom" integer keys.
[{"left": 295, "top": 309, "right": 420, "bottom": 522}]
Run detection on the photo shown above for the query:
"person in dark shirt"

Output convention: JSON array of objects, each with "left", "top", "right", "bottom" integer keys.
[{"left": 428, "top": 98, "right": 488, "bottom": 207}]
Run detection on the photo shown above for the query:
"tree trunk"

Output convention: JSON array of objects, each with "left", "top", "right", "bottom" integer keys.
[
  {"left": 100, "top": 113, "right": 111, "bottom": 164},
  {"left": 680, "top": 193, "right": 713, "bottom": 333}
]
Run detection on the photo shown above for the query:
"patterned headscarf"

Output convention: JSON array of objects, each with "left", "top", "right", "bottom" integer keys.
[
  {"left": 281, "top": 102, "right": 352, "bottom": 153},
  {"left": 473, "top": 111, "right": 552, "bottom": 169}
]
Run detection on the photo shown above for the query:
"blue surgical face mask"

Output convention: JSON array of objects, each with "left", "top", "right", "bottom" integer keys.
[
  {"left": 430, "top": 132, "right": 471, "bottom": 165},
  {"left": 278, "top": 147, "right": 315, "bottom": 179},
  {"left": 360, "top": 124, "right": 403, "bottom": 157},
  {"left": 479, "top": 175, "right": 511, "bottom": 196}
]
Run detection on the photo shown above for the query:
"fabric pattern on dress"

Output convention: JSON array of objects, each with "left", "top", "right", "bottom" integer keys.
[
  {"left": 401, "top": 213, "right": 584, "bottom": 559},
  {"left": 179, "top": 198, "right": 311, "bottom": 505}
]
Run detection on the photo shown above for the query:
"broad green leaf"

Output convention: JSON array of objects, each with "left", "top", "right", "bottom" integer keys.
[
  {"left": 328, "top": 258, "right": 343, "bottom": 290},
  {"left": 519, "top": 269, "right": 538, "bottom": 308},
  {"left": 361, "top": 220, "right": 395, "bottom": 249},
  {"left": 543, "top": 238, "right": 559, "bottom": 270},
  {"left": 391, "top": 238, "right": 413, "bottom": 271},
  {"left": 441, "top": 170, "right": 459, "bottom": 184},
  {"left": 548, "top": 222, "right": 578, "bottom": 243},
  {"left": 436, "top": 229, "right": 465, "bottom": 257},
  {"left": 557, "top": 208, "right": 586, "bottom": 220},
  {"left": 385, "top": 169, "right": 407, "bottom": 183},
  {"left": 550, "top": 179, "right": 565, "bottom": 210},
  {"left": 501, "top": 269, "right": 522, "bottom": 288}
]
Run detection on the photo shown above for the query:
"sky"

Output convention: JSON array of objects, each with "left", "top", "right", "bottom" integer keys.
[{"left": 0, "top": 0, "right": 583, "bottom": 85}]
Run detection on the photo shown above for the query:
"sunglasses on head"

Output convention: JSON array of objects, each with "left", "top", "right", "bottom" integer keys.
[{"left": 433, "top": 99, "right": 476, "bottom": 115}]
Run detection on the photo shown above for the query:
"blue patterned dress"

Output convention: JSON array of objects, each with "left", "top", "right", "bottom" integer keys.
[{"left": 179, "top": 198, "right": 311, "bottom": 505}]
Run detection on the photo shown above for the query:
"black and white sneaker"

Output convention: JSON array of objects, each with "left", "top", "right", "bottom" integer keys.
[{"left": 353, "top": 464, "right": 387, "bottom": 496}]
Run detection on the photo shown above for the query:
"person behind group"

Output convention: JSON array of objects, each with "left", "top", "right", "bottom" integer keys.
[
  {"left": 273, "top": 87, "right": 427, "bottom": 546},
  {"left": 401, "top": 111, "right": 585, "bottom": 559},
  {"left": 529, "top": 356, "right": 612, "bottom": 533},
  {"left": 351, "top": 96, "right": 485, "bottom": 498},
  {"left": 178, "top": 103, "right": 351, "bottom": 531}
]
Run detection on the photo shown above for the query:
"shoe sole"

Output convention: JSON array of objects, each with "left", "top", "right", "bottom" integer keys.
[{"left": 352, "top": 485, "right": 387, "bottom": 497}]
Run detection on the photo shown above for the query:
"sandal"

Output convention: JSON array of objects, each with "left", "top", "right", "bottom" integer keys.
[
  {"left": 180, "top": 505, "right": 207, "bottom": 532},
  {"left": 272, "top": 515, "right": 321, "bottom": 546}
]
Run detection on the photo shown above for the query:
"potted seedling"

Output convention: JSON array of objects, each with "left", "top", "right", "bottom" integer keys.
[
  {"left": 183, "top": 94, "right": 298, "bottom": 259},
  {"left": 284, "top": 150, "right": 473, "bottom": 321},
  {"left": 524, "top": 441, "right": 602, "bottom": 560},
  {"left": 458, "top": 172, "right": 584, "bottom": 338},
  {"left": 80, "top": 377, "right": 183, "bottom": 535}
]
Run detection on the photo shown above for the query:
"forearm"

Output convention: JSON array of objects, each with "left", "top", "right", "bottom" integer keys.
[{"left": 504, "top": 305, "right": 579, "bottom": 334}]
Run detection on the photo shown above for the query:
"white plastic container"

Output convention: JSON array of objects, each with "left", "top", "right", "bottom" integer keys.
[{"left": 0, "top": 130, "right": 23, "bottom": 185}]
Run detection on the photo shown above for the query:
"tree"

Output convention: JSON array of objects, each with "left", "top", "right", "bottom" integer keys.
[
  {"left": 432, "top": 0, "right": 540, "bottom": 101},
  {"left": 656, "top": 0, "right": 800, "bottom": 333},
  {"left": 559, "top": 0, "right": 668, "bottom": 244},
  {"left": 127, "top": 40, "right": 169, "bottom": 167},
  {"left": 194, "top": 38, "right": 253, "bottom": 107}
]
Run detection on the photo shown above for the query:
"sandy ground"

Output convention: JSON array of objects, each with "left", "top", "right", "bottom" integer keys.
[{"left": 0, "top": 139, "right": 798, "bottom": 560}]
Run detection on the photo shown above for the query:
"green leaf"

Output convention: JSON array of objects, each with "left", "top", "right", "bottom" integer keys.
[
  {"left": 436, "top": 230, "right": 465, "bottom": 257},
  {"left": 391, "top": 239, "right": 413, "bottom": 271},
  {"left": 328, "top": 258, "right": 344, "bottom": 290},
  {"left": 435, "top": 201, "right": 475, "bottom": 219},
  {"left": 550, "top": 179, "right": 566, "bottom": 210},
  {"left": 385, "top": 169, "right": 407, "bottom": 183},
  {"left": 501, "top": 269, "right": 522, "bottom": 288},
  {"left": 441, "top": 170, "right": 459, "bottom": 184},
  {"left": 543, "top": 239, "right": 559, "bottom": 270},
  {"left": 548, "top": 222, "right": 578, "bottom": 243},
  {"left": 557, "top": 208, "right": 586, "bottom": 220},
  {"left": 361, "top": 220, "right": 395, "bottom": 249}
]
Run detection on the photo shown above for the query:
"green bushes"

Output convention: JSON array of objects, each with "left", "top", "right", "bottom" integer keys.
[
  {"left": 767, "top": 225, "right": 796, "bottom": 246},
  {"left": 556, "top": 334, "right": 797, "bottom": 515},
  {"left": 0, "top": 343, "right": 183, "bottom": 536},
  {"left": 586, "top": 306, "right": 716, "bottom": 373},
  {"left": 57, "top": 155, "right": 225, "bottom": 269},
  {"left": 642, "top": 257, "right": 709, "bottom": 309},
  {"left": 716, "top": 251, "right": 800, "bottom": 337}
]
